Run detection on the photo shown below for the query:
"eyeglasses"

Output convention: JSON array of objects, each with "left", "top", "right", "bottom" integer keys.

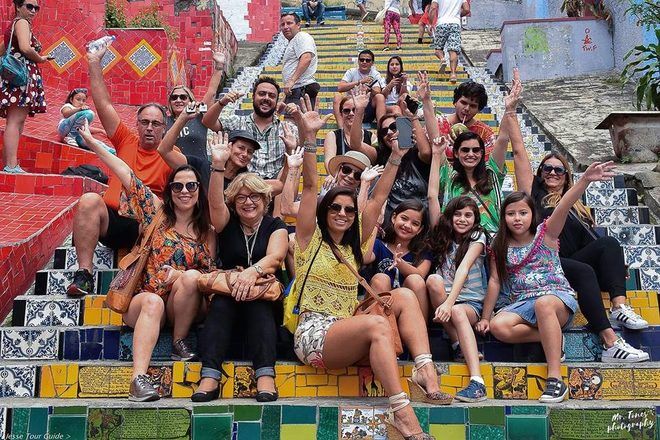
[
  {"left": 170, "top": 181, "right": 200, "bottom": 193},
  {"left": 541, "top": 164, "right": 567, "bottom": 176},
  {"left": 24, "top": 4, "right": 40, "bottom": 12},
  {"left": 138, "top": 119, "right": 165, "bottom": 128},
  {"left": 378, "top": 122, "right": 398, "bottom": 137},
  {"left": 339, "top": 164, "right": 362, "bottom": 180},
  {"left": 458, "top": 147, "right": 483, "bottom": 154},
  {"left": 328, "top": 203, "right": 357, "bottom": 215},
  {"left": 235, "top": 193, "right": 262, "bottom": 204},
  {"left": 169, "top": 94, "right": 189, "bottom": 102},
  {"left": 341, "top": 108, "right": 356, "bottom": 115},
  {"left": 358, "top": 58, "right": 373, "bottom": 63}
]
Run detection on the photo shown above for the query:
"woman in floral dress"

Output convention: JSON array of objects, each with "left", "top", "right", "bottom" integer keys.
[
  {"left": 1, "top": 0, "right": 48, "bottom": 173},
  {"left": 77, "top": 121, "right": 215, "bottom": 402}
]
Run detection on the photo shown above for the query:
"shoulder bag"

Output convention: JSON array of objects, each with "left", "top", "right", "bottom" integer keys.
[
  {"left": 105, "top": 209, "right": 166, "bottom": 313},
  {"left": 1, "top": 19, "right": 29, "bottom": 88},
  {"left": 197, "top": 268, "right": 283, "bottom": 301},
  {"left": 329, "top": 245, "right": 403, "bottom": 359}
]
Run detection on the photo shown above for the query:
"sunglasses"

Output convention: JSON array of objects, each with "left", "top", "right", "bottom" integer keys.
[
  {"left": 138, "top": 119, "right": 165, "bottom": 128},
  {"left": 458, "top": 147, "right": 483, "bottom": 154},
  {"left": 24, "top": 3, "right": 40, "bottom": 12},
  {"left": 541, "top": 164, "right": 567, "bottom": 176},
  {"left": 235, "top": 193, "right": 262, "bottom": 204},
  {"left": 341, "top": 108, "right": 356, "bottom": 115},
  {"left": 328, "top": 203, "right": 357, "bottom": 215},
  {"left": 339, "top": 164, "right": 362, "bottom": 180},
  {"left": 169, "top": 93, "right": 190, "bottom": 102},
  {"left": 170, "top": 181, "right": 200, "bottom": 193},
  {"left": 378, "top": 122, "right": 398, "bottom": 137},
  {"left": 358, "top": 58, "right": 373, "bottom": 63},
  {"left": 72, "top": 88, "right": 88, "bottom": 95}
]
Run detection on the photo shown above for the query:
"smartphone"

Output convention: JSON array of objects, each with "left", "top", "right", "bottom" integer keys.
[
  {"left": 405, "top": 95, "right": 419, "bottom": 114},
  {"left": 396, "top": 116, "right": 414, "bottom": 149}
]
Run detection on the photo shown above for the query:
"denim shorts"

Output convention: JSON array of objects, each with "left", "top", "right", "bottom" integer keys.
[
  {"left": 456, "top": 300, "right": 483, "bottom": 319},
  {"left": 498, "top": 291, "right": 578, "bottom": 329}
]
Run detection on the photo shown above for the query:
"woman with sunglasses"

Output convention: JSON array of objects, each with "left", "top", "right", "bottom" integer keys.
[
  {"left": 164, "top": 49, "right": 226, "bottom": 161},
  {"left": 513, "top": 152, "right": 649, "bottom": 363},
  {"left": 422, "top": 70, "right": 524, "bottom": 236},
  {"left": 292, "top": 95, "right": 447, "bottom": 440},
  {"left": 1, "top": 0, "right": 48, "bottom": 173},
  {"left": 324, "top": 95, "right": 377, "bottom": 172},
  {"left": 351, "top": 86, "right": 432, "bottom": 222},
  {"left": 76, "top": 120, "right": 215, "bottom": 401},
  {"left": 192, "top": 132, "right": 288, "bottom": 403}
]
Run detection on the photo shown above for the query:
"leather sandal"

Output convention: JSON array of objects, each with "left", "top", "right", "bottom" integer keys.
[
  {"left": 384, "top": 392, "right": 436, "bottom": 440},
  {"left": 407, "top": 354, "right": 453, "bottom": 405}
]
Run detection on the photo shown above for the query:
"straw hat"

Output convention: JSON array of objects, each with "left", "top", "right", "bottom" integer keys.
[{"left": 327, "top": 150, "right": 371, "bottom": 176}]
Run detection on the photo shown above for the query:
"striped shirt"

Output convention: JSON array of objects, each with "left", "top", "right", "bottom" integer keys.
[{"left": 437, "top": 232, "right": 487, "bottom": 303}]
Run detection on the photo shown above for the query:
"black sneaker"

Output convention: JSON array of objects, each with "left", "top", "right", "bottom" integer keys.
[
  {"left": 539, "top": 377, "right": 568, "bottom": 403},
  {"left": 171, "top": 339, "right": 197, "bottom": 361},
  {"left": 128, "top": 375, "right": 160, "bottom": 402},
  {"left": 66, "top": 269, "right": 94, "bottom": 297}
]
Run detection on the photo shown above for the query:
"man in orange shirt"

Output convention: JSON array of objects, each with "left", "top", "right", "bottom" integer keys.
[{"left": 67, "top": 42, "right": 172, "bottom": 297}]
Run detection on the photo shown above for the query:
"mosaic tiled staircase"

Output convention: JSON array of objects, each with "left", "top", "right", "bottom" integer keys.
[{"left": 1, "top": 20, "right": 659, "bottom": 440}]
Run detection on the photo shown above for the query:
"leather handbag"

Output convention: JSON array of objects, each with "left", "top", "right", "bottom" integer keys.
[
  {"left": 1, "top": 20, "right": 29, "bottom": 88},
  {"left": 330, "top": 246, "right": 403, "bottom": 358},
  {"left": 105, "top": 210, "right": 166, "bottom": 313},
  {"left": 197, "top": 268, "right": 283, "bottom": 301}
]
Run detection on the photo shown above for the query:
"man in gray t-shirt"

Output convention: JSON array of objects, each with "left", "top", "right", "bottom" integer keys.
[{"left": 280, "top": 12, "right": 320, "bottom": 108}]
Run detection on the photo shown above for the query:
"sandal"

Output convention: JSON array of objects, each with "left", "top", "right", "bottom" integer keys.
[
  {"left": 385, "top": 392, "right": 436, "bottom": 440},
  {"left": 407, "top": 354, "right": 453, "bottom": 405}
]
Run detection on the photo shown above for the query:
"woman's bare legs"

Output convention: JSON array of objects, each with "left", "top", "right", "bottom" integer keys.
[
  {"left": 166, "top": 270, "right": 205, "bottom": 342},
  {"left": 3, "top": 106, "right": 29, "bottom": 168},
  {"left": 370, "top": 273, "right": 392, "bottom": 293},
  {"left": 490, "top": 312, "right": 541, "bottom": 343},
  {"left": 403, "top": 274, "right": 429, "bottom": 319},
  {"left": 123, "top": 292, "right": 167, "bottom": 378},
  {"left": 450, "top": 305, "right": 480, "bottom": 376},
  {"left": 534, "top": 296, "right": 570, "bottom": 378}
]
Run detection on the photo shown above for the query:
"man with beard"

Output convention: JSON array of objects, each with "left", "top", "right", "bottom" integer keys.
[
  {"left": 67, "top": 42, "right": 173, "bottom": 297},
  {"left": 203, "top": 77, "right": 297, "bottom": 180}
]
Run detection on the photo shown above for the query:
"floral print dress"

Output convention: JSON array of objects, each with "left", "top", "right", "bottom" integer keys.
[{"left": 119, "top": 172, "right": 214, "bottom": 299}]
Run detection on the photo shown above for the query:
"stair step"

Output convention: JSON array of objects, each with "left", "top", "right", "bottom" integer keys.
[
  {"left": 623, "top": 245, "right": 660, "bottom": 269},
  {"left": 52, "top": 246, "right": 114, "bottom": 270},
  {"left": 598, "top": 225, "right": 660, "bottom": 246},
  {"left": 592, "top": 206, "right": 650, "bottom": 226},
  {"left": 34, "top": 269, "right": 118, "bottom": 295},
  {"left": 584, "top": 188, "right": 638, "bottom": 207}
]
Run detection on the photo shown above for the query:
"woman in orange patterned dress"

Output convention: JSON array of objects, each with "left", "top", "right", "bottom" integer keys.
[{"left": 77, "top": 121, "right": 215, "bottom": 402}]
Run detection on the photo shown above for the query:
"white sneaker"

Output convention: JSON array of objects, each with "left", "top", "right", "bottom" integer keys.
[
  {"left": 610, "top": 304, "right": 649, "bottom": 330},
  {"left": 601, "top": 337, "right": 650, "bottom": 363},
  {"left": 63, "top": 135, "right": 78, "bottom": 147}
]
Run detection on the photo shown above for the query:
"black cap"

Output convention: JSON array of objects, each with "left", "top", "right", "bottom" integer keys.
[{"left": 228, "top": 130, "right": 261, "bottom": 150}]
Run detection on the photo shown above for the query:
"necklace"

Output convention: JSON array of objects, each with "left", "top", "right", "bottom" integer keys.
[{"left": 241, "top": 219, "right": 263, "bottom": 266}]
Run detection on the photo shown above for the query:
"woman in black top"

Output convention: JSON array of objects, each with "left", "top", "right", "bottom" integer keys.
[
  {"left": 515, "top": 151, "right": 649, "bottom": 363},
  {"left": 192, "top": 133, "right": 289, "bottom": 402},
  {"left": 323, "top": 95, "right": 377, "bottom": 171}
]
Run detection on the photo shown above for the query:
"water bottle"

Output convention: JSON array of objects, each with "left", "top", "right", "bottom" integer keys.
[{"left": 87, "top": 36, "right": 116, "bottom": 54}]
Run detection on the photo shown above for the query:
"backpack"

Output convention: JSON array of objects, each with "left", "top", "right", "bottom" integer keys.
[{"left": 62, "top": 164, "right": 109, "bottom": 184}]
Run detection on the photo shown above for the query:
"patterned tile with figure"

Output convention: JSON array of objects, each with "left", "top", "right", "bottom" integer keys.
[
  {"left": 593, "top": 207, "right": 641, "bottom": 226},
  {"left": 0, "top": 328, "right": 59, "bottom": 360},
  {"left": 0, "top": 366, "right": 37, "bottom": 397},
  {"left": 563, "top": 331, "right": 602, "bottom": 362},
  {"left": 358, "top": 367, "right": 385, "bottom": 397},
  {"left": 340, "top": 406, "right": 387, "bottom": 440},
  {"left": 24, "top": 297, "right": 81, "bottom": 326},
  {"left": 624, "top": 246, "right": 660, "bottom": 269},
  {"left": 493, "top": 366, "right": 527, "bottom": 399},
  {"left": 568, "top": 367, "right": 603, "bottom": 400},
  {"left": 584, "top": 188, "right": 631, "bottom": 207},
  {"left": 35, "top": 270, "right": 96, "bottom": 295},
  {"left": 607, "top": 225, "right": 657, "bottom": 246}
]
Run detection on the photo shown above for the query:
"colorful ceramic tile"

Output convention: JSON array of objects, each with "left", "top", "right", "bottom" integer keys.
[
  {"left": 640, "top": 268, "right": 660, "bottom": 291},
  {"left": 358, "top": 367, "right": 385, "bottom": 397},
  {"left": 0, "top": 329, "right": 58, "bottom": 360},
  {"left": 493, "top": 366, "right": 527, "bottom": 399},
  {"left": 280, "top": 424, "right": 316, "bottom": 440},
  {"left": 469, "top": 424, "right": 505, "bottom": 440},
  {"left": 234, "top": 365, "right": 257, "bottom": 398},
  {"left": 236, "top": 421, "right": 260, "bottom": 440},
  {"left": 469, "top": 407, "right": 505, "bottom": 426},
  {"left": 429, "top": 424, "right": 466, "bottom": 440},
  {"left": 585, "top": 188, "right": 630, "bottom": 207},
  {"left": 607, "top": 225, "right": 657, "bottom": 246},
  {"left": 0, "top": 366, "right": 36, "bottom": 397},
  {"left": 233, "top": 405, "right": 262, "bottom": 422},
  {"left": 24, "top": 297, "right": 81, "bottom": 326},
  {"left": 39, "top": 363, "right": 79, "bottom": 398},
  {"left": 567, "top": 367, "right": 603, "bottom": 400},
  {"left": 624, "top": 246, "right": 660, "bottom": 269},
  {"left": 261, "top": 405, "right": 281, "bottom": 440},
  {"left": 48, "top": 415, "right": 87, "bottom": 440},
  {"left": 120, "top": 328, "right": 197, "bottom": 362},
  {"left": 593, "top": 207, "right": 640, "bottom": 226},
  {"left": 601, "top": 368, "right": 635, "bottom": 400},
  {"left": 78, "top": 366, "right": 172, "bottom": 398},
  {"left": 57, "top": 246, "right": 114, "bottom": 270},
  {"left": 633, "top": 368, "right": 660, "bottom": 400},
  {"left": 0, "top": 407, "right": 6, "bottom": 440},
  {"left": 87, "top": 408, "right": 123, "bottom": 440},
  {"left": 506, "top": 415, "right": 548, "bottom": 440},
  {"left": 283, "top": 405, "right": 317, "bottom": 425},
  {"left": 549, "top": 408, "right": 655, "bottom": 439},
  {"left": 317, "top": 407, "right": 338, "bottom": 440},
  {"left": 429, "top": 407, "right": 467, "bottom": 424}
]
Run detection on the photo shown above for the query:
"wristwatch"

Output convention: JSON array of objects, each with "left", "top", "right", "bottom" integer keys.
[{"left": 253, "top": 264, "right": 264, "bottom": 276}]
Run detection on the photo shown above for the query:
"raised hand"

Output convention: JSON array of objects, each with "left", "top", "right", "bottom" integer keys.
[
  {"left": 431, "top": 136, "right": 448, "bottom": 156},
  {"left": 416, "top": 71, "right": 431, "bottom": 102},
  {"left": 351, "top": 85, "right": 371, "bottom": 111},
  {"left": 285, "top": 146, "right": 304, "bottom": 168},
  {"left": 387, "top": 243, "right": 404, "bottom": 270},
  {"left": 209, "top": 131, "right": 231, "bottom": 167},
  {"left": 322, "top": 174, "right": 336, "bottom": 191},
  {"left": 76, "top": 118, "right": 93, "bottom": 142},
  {"left": 279, "top": 121, "right": 297, "bottom": 153},
  {"left": 213, "top": 49, "right": 226, "bottom": 70},
  {"left": 219, "top": 91, "right": 244, "bottom": 106},
  {"left": 361, "top": 165, "right": 385, "bottom": 183},
  {"left": 296, "top": 94, "right": 333, "bottom": 138},
  {"left": 504, "top": 67, "right": 523, "bottom": 112},
  {"left": 582, "top": 161, "right": 616, "bottom": 183},
  {"left": 397, "top": 94, "right": 415, "bottom": 119},
  {"left": 86, "top": 42, "right": 108, "bottom": 64},
  {"left": 277, "top": 102, "right": 299, "bottom": 117}
]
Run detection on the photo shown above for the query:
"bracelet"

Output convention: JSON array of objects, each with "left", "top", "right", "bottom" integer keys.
[
  {"left": 504, "top": 111, "right": 518, "bottom": 117},
  {"left": 210, "top": 167, "right": 225, "bottom": 173},
  {"left": 388, "top": 156, "right": 402, "bottom": 166},
  {"left": 303, "top": 140, "right": 316, "bottom": 153}
]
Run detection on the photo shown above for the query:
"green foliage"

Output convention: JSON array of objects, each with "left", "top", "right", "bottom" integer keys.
[
  {"left": 624, "top": 0, "right": 660, "bottom": 30},
  {"left": 105, "top": 0, "right": 127, "bottom": 28},
  {"left": 561, "top": 0, "right": 585, "bottom": 17},
  {"left": 104, "top": 1, "right": 178, "bottom": 40},
  {"left": 621, "top": 28, "right": 659, "bottom": 110}
]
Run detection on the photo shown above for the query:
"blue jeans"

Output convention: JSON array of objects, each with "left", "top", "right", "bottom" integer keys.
[
  {"left": 57, "top": 109, "right": 115, "bottom": 154},
  {"left": 302, "top": 2, "right": 325, "bottom": 23}
]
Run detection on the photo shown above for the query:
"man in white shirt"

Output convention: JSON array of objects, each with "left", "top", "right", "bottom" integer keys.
[
  {"left": 280, "top": 13, "right": 320, "bottom": 109},
  {"left": 429, "top": 0, "right": 469, "bottom": 82},
  {"left": 332, "top": 49, "right": 385, "bottom": 127}
]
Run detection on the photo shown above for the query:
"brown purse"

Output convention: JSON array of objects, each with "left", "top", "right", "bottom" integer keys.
[
  {"left": 105, "top": 210, "right": 166, "bottom": 314},
  {"left": 330, "top": 246, "right": 403, "bottom": 358},
  {"left": 197, "top": 268, "right": 283, "bottom": 301}
]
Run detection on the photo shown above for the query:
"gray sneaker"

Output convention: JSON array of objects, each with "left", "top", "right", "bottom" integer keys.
[
  {"left": 128, "top": 375, "right": 160, "bottom": 402},
  {"left": 171, "top": 339, "right": 197, "bottom": 361}
]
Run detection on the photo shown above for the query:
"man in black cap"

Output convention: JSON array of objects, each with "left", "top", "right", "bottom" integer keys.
[{"left": 158, "top": 121, "right": 283, "bottom": 194}]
